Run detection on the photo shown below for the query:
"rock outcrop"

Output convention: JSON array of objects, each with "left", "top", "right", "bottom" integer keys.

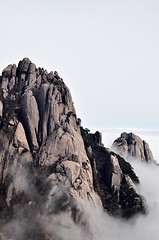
[
  {"left": 0, "top": 58, "right": 147, "bottom": 239},
  {"left": 112, "top": 132, "right": 155, "bottom": 163},
  {"left": 0, "top": 58, "right": 100, "bottom": 239},
  {"left": 81, "top": 128, "right": 146, "bottom": 217}
]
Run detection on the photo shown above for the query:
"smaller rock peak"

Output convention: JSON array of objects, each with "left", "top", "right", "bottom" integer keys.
[
  {"left": 81, "top": 128, "right": 103, "bottom": 148},
  {"left": 94, "top": 131, "right": 102, "bottom": 146},
  {"left": 112, "top": 132, "right": 155, "bottom": 163},
  {"left": 18, "top": 58, "right": 32, "bottom": 73},
  {"left": 28, "top": 63, "right": 36, "bottom": 74},
  {"left": 23, "top": 57, "right": 31, "bottom": 61},
  {"left": 121, "top": 132, "right": 128, "bottom": 140},
  {"left": 2, "top": 64, "right": 17, "bottom": 78}
]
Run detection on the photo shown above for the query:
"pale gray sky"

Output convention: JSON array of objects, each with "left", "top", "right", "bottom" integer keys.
[{"left": 0, "top": 0, "right": 159, "bottom": 128}]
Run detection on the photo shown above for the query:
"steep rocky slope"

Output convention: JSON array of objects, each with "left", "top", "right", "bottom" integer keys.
[
  {"left": 81, "top": 129, "right": 146, "bottom": 217},
  {"left": 0, "top": 58, "right": 146, "bottom": 240},
  {"left": 112, "top": 132, "right": 155, "bottom": 163}
]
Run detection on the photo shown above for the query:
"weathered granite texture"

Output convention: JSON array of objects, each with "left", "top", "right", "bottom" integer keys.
[
  {"left": 112, "top": 132, "right": 155, "bottom": 163},
  {"left": 81, "top": 128, "right": 146, "bottom": 217},
  {"left": 0, "top": 58, "right": 146, "bottom": 239},
  {"left": 0, "top": 58, "right": 101, "bottom": 239}
]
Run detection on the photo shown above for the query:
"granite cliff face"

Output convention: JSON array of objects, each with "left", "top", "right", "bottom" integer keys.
[
  {"left": 112, "top": 132, "right": 155, "bottom": 163},
  {"left": 0, "top": 58, "right": 146, "bottom": 240},
  {"left": 81, "top": 129, "right": 146, "bottom": 217}
]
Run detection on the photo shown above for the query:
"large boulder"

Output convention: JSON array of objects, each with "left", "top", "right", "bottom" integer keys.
[
  {"left": 18, "top": 57, "right": 31, "bottom": 73},
  {"left": 13, "top": 122, "right": 30, "bottom": 153},
  {"left": 21, "top": 90, "right": 39, "bottom": 152},
  {"left": 2, "top": 64, "right": 12, "bottom": 78}
]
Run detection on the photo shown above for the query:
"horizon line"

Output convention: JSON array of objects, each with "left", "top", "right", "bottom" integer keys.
[{"left": 89, "top": 127, "right": 159, "bottom": 133}]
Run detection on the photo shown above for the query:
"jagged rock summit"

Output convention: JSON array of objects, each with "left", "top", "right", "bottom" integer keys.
[
  {"left": 0, "top": 58, "right": 147, "bottom": 240},
  {"left": 112, "top": 132, "right": 155, "bottom": 163},
  {"left": 0, "top": 57, "right": 98, "bottom": 209}
]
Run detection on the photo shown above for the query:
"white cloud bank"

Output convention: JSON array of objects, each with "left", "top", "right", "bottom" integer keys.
[
  {"left": 41, "top": 129, "right": 159, "bottom": 240},
  {"left": 43, "top": 159, "right": 159, "bottom": 240},
  {"left": 1, "top": 128, "right": 159, "bottom": 240}
]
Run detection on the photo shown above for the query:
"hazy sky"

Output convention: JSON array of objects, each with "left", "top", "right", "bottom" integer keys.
[{"left": 1, "top": 0, "right": 159, "bottom": 129}]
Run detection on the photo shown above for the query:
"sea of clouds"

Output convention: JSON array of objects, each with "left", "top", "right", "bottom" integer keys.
[
  {"left": 42, "top": 128, "right": 159, "bottom": 240},
  {"left": 1, "top": 128, "right": 159, "bottom": 240},
  {"left": 93, "top": 127, "right": 159, "bottom": 240}
]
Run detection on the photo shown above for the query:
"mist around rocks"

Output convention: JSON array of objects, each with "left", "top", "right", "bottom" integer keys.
[
  {"left": 0, "top": 59, "right": 158, "bottom": 240},
  {"left": 101, "top": 130, "right": 159, "bottom": 240},
  {"left": 50, "top": 149, "right": 159, "bottom": 240},
  {"left": 1, "top": 133, "right": 158, "bottom": 240},
  {"left": 49, "top": 147, "right": 159, "bottom": 240},
  {"left": 3, "top": 161, "right": 159, "bottom": 240}
]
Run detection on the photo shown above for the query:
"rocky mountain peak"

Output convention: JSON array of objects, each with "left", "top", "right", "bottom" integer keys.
[
  {"left": 0, "top": 58, "right": 78, "bottom": 152},
  {"left": 0, "top": 59, "right": 147, "bottom": 239},
  {"left": 0, "top": 58, "right": 101, "bottom": 239},
  {"left": 112, "top": 132, "right": 155, "bottom": 163}
]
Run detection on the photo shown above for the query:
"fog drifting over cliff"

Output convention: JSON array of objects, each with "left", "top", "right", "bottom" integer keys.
[
  {"left": 1, "top": 128, "right": 159, "bottom": 240},
  {"left": 52, "top": 127, "right": 159, "bottom": 240},
  {"left": 97, "top": 128, "right": 159, "bottom": 240},
  {"left": 29, "top": 129, "right": 159, "bottom": 240},
  {"left": 43, "top": 155, "right": 159, "bottom": 240},
  {"left": 76, "top": 128, "right": 159, "bottom": 240}
]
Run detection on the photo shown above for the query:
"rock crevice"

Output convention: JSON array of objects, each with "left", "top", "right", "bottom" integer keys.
[{"left": 0, "top": 58, "right": 148, "bottom": 239}]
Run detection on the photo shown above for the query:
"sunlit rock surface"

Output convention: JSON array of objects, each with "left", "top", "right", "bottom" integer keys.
[
  {"left": 112, "top": 132, "right": 155, "bottom": 163},
  {"left": 0, "top": 58, "right": 147, "bottom": 239}
]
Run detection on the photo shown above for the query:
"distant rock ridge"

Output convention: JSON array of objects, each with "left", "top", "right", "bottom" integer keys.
[
  {"left": 112, "top": 132, "right": 155, "bottom": 163},
  {"left": 0, "top": 58, "right": 147, "bottom": 240}
]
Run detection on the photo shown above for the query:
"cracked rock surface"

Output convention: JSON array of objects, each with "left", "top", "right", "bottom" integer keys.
[
  {"left": 112, "top": 132, "right": 155, "bottom": 163},
  {"left": 0, "top": 58, "right": 147, "bottom": 239}
]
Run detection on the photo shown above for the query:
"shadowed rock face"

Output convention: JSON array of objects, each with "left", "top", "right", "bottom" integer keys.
[
  {"left": 0, "top": 58, "right": 147, "bottom": 239},
  {"left": 81, "top": 128, "right": 146, "bottom": 217},
  {"left": 112, "top": 132, "right": 155, "bottom": 163}
]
